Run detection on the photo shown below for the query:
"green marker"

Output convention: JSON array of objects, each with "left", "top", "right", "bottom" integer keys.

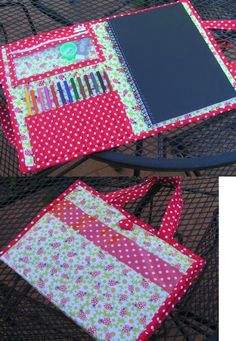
[
  {"left": 60, "top": 42, "right": 77, "bottom": 60},
  {"left": 70, "top": 78, "right": 80, "bottom": 101}
]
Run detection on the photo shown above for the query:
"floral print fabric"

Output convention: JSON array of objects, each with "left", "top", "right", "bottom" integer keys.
[
  {"left": 2, "top": 1, "right": 235, "bottom": 172},
  {"left": 1, "top": 182, "right": 195, "bottom": 341},
  {"left": 13, "top": 37, "right": 97, "bottom": 81},
  {"left": 2, "top": 213, "right": 168, "bottom": 341},
  {"left": 67, "top": 185, "right": 194, "bottom": 273},
  {"left": 1, "top": 21, "right": 149, "bottom": 168}
]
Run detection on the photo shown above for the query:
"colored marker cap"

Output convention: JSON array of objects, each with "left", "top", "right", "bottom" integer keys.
[{"left": 60, "top": 42, "right": 77, "bottom": 60}]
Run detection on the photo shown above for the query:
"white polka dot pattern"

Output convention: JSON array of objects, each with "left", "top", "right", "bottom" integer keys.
[
  {"left": 0, "top": 100, "right": 16, "bottom": 147},
  {"left": 5, "top": 23, "right": 105, "bottom": 87},
  {"left": 0, "top": 176, "right": 206, "bottom": 341},
  {"left": 1, "top": 1, "right": 236, "bottom": 173},
  {"left": 50, "top": 199, "right": 183, "bottom": 293},
  {"left": 105, "top": 176, "right": 183, "bottom": 241},
  {"left": 25, "top": 91, "right": 132, "bottom": 167}
]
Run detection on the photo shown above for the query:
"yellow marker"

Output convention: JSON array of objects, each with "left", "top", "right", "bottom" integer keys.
[{"left": 25, "top": 87, "right": 32, "bottom": 115}]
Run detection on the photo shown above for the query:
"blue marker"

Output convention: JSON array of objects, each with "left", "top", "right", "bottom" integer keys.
[
  {"left": 63, "top": 80, "right": 74, "bottom": 103},
  {"left": 57, "top": 82, "right": 67, "bottom": 105},
  {"left": 90, "top": 72, "right": 100, "bottom": 94}
]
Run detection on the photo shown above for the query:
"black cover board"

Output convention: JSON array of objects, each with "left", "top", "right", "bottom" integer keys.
[{"left": 108, "top": 3, "right": 236, "bottom": 125}]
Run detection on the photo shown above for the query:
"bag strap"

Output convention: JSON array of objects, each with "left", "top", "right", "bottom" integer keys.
[
  {"left": 104, "top": 176, "right": 183, "bottom": 241},
  {"left": 202, "top": 19, "right": 236, "bottom": 30},
  {"left": 201, "top": 19, "right": 236, "bottom": 79}
]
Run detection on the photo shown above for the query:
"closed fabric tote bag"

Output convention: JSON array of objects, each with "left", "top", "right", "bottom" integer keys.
[{"left": 0, "top": 177, "right": 205, "bottom": 340}]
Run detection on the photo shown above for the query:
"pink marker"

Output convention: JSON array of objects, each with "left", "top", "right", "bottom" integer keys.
[{"left": 37, "top": 87, "right": 46, "bottom": 112}]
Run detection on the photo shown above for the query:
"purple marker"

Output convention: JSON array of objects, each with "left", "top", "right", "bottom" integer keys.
[{"left": 44, "top": 86, "right": 53, "bottom": 109}]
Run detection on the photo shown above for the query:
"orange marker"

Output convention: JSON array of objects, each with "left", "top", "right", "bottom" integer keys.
[{"left": 25, "top": 87, "right": 32, "bottom": 115}]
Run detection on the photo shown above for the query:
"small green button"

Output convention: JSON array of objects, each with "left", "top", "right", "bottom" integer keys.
[{"left": 60, "top": 42, "right": 77, "bottom": 60}]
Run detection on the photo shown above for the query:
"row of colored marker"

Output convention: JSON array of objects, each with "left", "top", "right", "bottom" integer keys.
[{"left": 25, "top": 70, "right": 113, "bottom": 115}]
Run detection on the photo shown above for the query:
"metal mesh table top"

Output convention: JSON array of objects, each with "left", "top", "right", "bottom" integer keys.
[
  {"left": 0, "top": 0, "right": 236, "bottom": 175},
  {"left": 0, "top": 176, "right": 218, "bottom": 341}
]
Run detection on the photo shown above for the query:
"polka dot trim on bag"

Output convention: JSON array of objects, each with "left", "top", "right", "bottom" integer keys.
[
  {"left": 1, "top": 0, "right": 235, "bottom": 176},
  {"left": 118, "top": 219, "right": 133, "bottom": 230},
  {"left": 0, "top": 177, "right": 206, "bottom": 341}
]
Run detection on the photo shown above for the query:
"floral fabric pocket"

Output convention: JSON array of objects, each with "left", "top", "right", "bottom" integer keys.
[{"left": 0, "top": 176, "right": 205, "bottom": 341}]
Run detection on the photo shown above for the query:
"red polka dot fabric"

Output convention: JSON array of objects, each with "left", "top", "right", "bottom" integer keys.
[
  {"left": 118, "top": 219, "right": 133, "bottom": 230},
  {"left": 5, "top": 23, "right": 105, "bottom": 87},
  {"left": 51, "top": 199, "right": 183, "bottom": 293},
  {"left": 104, "top": 176, "right": 183, "bottom": 242},
  {"left": 26, "top": 91, "right": 133, "bottom": 167},
  {"left": 0, "top": 177, "right": 206, "bottom": 341},
  {"left": 0, "top": 99, "right": 16, "bottom": 147},
  {"left": 1, "top": 0, "right": 236, "bottom": 173}
]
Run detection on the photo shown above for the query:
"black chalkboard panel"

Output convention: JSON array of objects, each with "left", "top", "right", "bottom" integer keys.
[{"left": 108, "top": 3, "right": 236, "bottom": 125}]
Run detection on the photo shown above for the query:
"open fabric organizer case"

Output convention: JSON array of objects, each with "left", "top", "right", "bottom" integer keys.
[
  {"left": 1, "top": 0, "right": 236, "bottom": 173},
  {"left": 0, "top": 177, "right": 205, "bottom": 341}
]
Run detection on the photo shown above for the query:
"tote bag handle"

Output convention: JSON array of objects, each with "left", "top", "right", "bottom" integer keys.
[
  {"left": 201, "top": 19, "right": 236, "bottom": 79},
  {"left": 104, "top": 176, "right": 183, "bottom": 241}
]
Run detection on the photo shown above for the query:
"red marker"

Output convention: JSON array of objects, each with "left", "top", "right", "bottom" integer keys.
[
  {"left": 103, "top": 70, "right": 113, "bottom": 91},
  {"left": 50, "top": 83, "right": 60, "bottom": 108}
]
